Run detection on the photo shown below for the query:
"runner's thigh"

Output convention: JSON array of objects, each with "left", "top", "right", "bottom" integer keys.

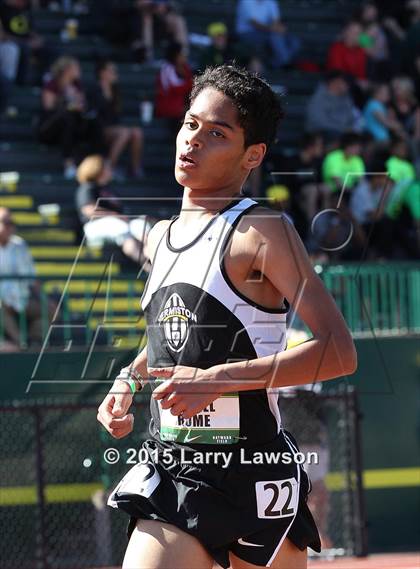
[
  {"left": 122, "top": 519, "right": 215, "bottom": 569},
  {"left": 229, "top": 537, "right": 307, "bottom": 569}
]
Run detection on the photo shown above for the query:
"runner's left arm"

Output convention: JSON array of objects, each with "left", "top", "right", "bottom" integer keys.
[{"left": 208, "top": 212, "right": 357, "bottom": 391}]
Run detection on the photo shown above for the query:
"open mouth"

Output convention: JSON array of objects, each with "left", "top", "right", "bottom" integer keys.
[{"left": 179, "top": 154, "right": 196, "bottom": 165}]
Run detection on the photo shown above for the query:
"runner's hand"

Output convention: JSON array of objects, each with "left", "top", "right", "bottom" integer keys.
[
  {"left": 97, "top": 380, "right": 134, "bottom": 439},
  {"left": 148, "top": 365, "right": 221, "bottom": 420}
]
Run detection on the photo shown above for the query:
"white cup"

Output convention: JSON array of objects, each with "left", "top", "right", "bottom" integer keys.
[{"left": 140, "top": 101, "right": 153, "bottom": 124}]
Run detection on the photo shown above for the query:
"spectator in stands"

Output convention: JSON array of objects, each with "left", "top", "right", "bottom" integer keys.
[
  {"left": 155, "top": 41, "right": 193, "bottom": 136},
  {"left": 322, "top": 132, "right": 365, "bottom": 200},
  {"left": 386, "top": 137, "right": 416, "bottom": 183},
  {"left": 380, "top": 2, "right": 412, "bottom": 75},
  {"left": 100, "top": 1, "right": 142, "bottom": 60},
  {"left": 305, "top": 71, "right": 359, "bottom": 143},
  {"left": 0, "top": 17, "right": 19, "bottom": 114},
  {"left": 101, "top": 1, "right": 184, "bottom": 63},
  {"left": 0, "top": 206, "right": 56, "bottom": 348},
  {"left": 0, "top": 0, "right": 52, "bottom": 85},
  {"left": 235, "top": 0, "right": 301, "bottom": 69},
  {"left": 0, "top": 19, "right": 20, "bottom": 82},
  {"left": 390, "top": 76, "right": 420, "bottom": 172},
  {"left": 199, "top": 22, "right": 236, "bottom": 70},
  {"left": 350, "top": 167, "right": 394, "bottom": 258},
  {"left": 198, "top": 21, "right": 263, "bottom": 75},
  {"left": 391, "top": 76, "right": 420, "bottom": 137},
  {"left": 357, "top": 1, "right": 390, "bottom": 81},
  {"left": 327, "top": 20, "right": 369, "bottom": 109},
  {"left": 90, "top": 59, "right": 144, "bottom": 179},
  {"left": 381, "top": 2, "right": 407, "bottom": 42},
  {"left": 37, "top": 56, "right": 104, "bottom": 179},
  {"left": 267, "top": 133, "right": 327, "bottom": 240},
  {"left": 75, "top": 155, "right": 154, "bottom": 264},
  {"left": 363, "top": 83, "right": 405, "bottom": 143},
  {"left": 134, "top": 0, "right": 189, "bottom": 61},
  {"left": 385, "top": 178, "right": 420, "bottom": 258},
  {"left": 400, "top": 0, "right": 420, "bottom": 73}
]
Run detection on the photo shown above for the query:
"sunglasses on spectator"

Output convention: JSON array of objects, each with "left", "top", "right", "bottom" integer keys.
[{"left": 0, "top": 218, "right": 14, "bottom": 225}]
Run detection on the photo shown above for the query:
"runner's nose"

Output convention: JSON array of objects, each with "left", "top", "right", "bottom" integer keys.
[{"left": 185, "top": 128, "right": 203, "bottom": 149}]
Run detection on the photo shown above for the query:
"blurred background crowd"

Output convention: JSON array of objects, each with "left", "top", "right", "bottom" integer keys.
[{"left": 0, "top": 0, "right": 419, "bottom": 350}]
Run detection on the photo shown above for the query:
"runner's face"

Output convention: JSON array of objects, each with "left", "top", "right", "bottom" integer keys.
[{"left": 175, "top": 88, "right": 253, "bottom": 191}]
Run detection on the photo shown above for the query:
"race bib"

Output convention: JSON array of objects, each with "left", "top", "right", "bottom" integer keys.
[
  {"left": 255, "top": 477, "right": 299, "bottom": 519},
  {"left": 159, "top": 393, "right": 240, "bottom": 444}
]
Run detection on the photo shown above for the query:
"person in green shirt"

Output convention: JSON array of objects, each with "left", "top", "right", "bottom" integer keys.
[
  {"left": 386, "top": 179, "right": 420, "bottom": 258},
  {"left": 385, "top": 138, "right": 416, "bottom": 183},
  {"left": 402, "top": 181, "right": 420, "bottom": 222},
  {"left": 322, "top": 133, "right": 365, "bottom": 200},
  {"left": 386, "top": 179, "right": 420, "bottom": 220}
]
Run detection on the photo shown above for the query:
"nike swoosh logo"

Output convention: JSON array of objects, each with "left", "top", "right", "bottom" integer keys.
[
  {"left": 237, "top": 538, "right": 264, "bottom": 547},
  {"left": 183, "top": 434, "right": 201, "bottom": 443}
]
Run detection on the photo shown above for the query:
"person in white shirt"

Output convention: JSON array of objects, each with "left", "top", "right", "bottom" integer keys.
[
  {"left": 0, "top": 207, "right": 55, "bottom": 348},
  {"left": 235, "top": 0, "right": 300, "bottom": 68},
  {"left": 75, "top": 155, "right": 155, "bottom": 265}
]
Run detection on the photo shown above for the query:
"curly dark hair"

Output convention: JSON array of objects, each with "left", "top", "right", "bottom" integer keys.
[{"left": 189, "top": 65, "right": 284, "bottom": 150}]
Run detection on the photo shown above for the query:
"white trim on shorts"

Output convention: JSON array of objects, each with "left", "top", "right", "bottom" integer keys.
[{"left": 266, "top": 431, "right": 301, "bottom": 567}]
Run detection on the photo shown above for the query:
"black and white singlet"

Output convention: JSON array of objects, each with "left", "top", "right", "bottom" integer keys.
[{"left": 141, "top": 196, "right": 289, "bottom": 449}]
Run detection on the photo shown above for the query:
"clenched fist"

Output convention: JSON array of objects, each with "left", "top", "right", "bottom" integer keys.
[{"left": 97, "top": 380, "right": 135, "bottom": 439}]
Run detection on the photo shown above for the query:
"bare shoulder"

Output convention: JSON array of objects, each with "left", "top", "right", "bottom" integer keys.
[
  {"left": 146, "top": 219, "right": 171, "bottom": 260},
  {"left": 234, "top": 204, "right": 313, "bottom": 276},
  {"left": 237, "top": 205, "right": 295, "bottom": 245}
]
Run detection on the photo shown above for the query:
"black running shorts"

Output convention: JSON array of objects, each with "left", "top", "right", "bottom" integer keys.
[{"left": 108, "top": 429, "right": 321, "bottom": 568}]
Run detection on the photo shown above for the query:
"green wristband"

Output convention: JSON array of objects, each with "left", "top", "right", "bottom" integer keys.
[
  {"left": 126, "top": 378, "right": 137, "bottom": 394},
  {"left": 115, "top": 375, "right": 138, "bottom": 394}
]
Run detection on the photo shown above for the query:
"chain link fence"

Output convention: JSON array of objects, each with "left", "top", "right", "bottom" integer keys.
[
  {"left": 0, "top": 387, "right": 366, "bottom": 569},
  {"left": 280, "top": 386, "right": 367, "bottom": 558}
]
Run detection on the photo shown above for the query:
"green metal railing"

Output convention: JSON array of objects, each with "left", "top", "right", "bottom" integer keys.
[
  {"left": 0, "top": 262, "right": 419, "bottom": 349},
  {"left": 316, "top": 262, "right": 420, "bottom": 336}
]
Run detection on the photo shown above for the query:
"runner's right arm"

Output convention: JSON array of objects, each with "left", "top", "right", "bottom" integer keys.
[
  {"left": 97, "top": 219, "right": 171, "bottom": 438},
  {"left": 97, "top": 345, "right": 148, "bottom": 439}
]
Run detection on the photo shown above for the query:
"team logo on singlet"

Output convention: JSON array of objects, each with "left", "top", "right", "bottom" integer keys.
[{"left": 157, "top": 293, "right": 198, "bottom": 352}]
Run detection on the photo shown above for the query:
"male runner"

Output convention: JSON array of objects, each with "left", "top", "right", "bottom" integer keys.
[{"left": 97, "top": 65, "right": 357, "bottom": 569}]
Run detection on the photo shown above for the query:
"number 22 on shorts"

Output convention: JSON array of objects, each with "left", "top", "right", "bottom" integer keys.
[{"left": 255, "top": 478, "right": 299, "bottom": 519}]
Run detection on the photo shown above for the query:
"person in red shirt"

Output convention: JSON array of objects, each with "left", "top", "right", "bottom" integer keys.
[
  {"left": 327, "top": 21, "right": 367, "bottom": 82},
  {"left": 155, "top": 42, "right": 193, "bottom": 136}
]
